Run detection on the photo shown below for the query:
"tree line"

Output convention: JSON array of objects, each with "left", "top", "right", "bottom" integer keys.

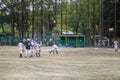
[{"left": 0, "top": 0, "right": 119, "bottom": 40}]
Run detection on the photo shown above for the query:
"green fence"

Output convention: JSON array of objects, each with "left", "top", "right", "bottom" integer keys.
[
  {"left": 58, "top": 35, "right": 86, "bottom": 47},
  {"left": 0, "top": 33, "right": 19, "bottom": 45}
]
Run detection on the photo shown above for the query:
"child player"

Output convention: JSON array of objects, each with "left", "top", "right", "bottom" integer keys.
[
  {"left": 34, "top": 41, "right": 41, "bottom": 57},
  {"left": 114, "top": 39, "right": 119, "bottom": 53},
  {"left": 49, "top": 44, "right": 58, "bottom": 54},
  {"left": 18, "top": 40, "right": 24, "bottom": 58}
]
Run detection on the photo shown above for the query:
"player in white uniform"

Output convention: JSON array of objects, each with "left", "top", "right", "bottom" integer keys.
[
  {"left": 34, "top": 41, "right": 41, "bottom": 57},
  {"left": 114, "top": 39, "right": 119, "bottom": 53},
  {"left": 49, "top": 44, "right": 58, "bottom": 54},
  {"left": 18, "top": 41, "right": 24, "bottom": 58},
  {"left": 30, "top": 40, "right": 34, "bottom": 57}
]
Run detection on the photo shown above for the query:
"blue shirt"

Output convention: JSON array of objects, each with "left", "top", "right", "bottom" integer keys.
[{"left": 25, "top": 41, "right": 31, "bottom": 49}]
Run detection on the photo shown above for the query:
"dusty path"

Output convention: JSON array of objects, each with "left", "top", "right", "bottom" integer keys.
[{"left": 0, "top": 46, "right": 120, "bottom": 80}]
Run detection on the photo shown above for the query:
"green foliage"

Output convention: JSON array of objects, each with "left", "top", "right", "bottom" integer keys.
[
  {"left": 3, "top": 23, "right": 11, "bottom": 32},
  {"left": 0, "top": 0, "right": 107, "bottom": 38},
  {"left": 103, "top": 0, "right": 120, "bottom": 37}
]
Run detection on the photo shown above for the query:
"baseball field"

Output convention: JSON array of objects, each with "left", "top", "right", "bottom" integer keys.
[{"left": 0, "top": 46, "right": 120, "bottom": 80}]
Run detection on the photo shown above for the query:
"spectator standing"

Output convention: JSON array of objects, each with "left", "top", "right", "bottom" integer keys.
[{"left": 114, "top": 39, "right": 119, "bottom": 53}]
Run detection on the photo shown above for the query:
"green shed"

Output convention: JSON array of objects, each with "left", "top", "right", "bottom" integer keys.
[{"left": 58, "top": 35, "right": 85, "bottom": 47}]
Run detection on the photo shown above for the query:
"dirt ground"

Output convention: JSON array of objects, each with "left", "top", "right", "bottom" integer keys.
[{"left": 0, "top": 46, "right": 120, "bottom": 80}]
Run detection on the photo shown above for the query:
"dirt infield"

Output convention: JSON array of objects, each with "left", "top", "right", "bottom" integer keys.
[{"left": 0, "top": 46, "right": 120, "bottom": 80}]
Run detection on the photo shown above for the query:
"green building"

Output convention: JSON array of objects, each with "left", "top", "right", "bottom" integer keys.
[{"left": 58, "top": 35, "right": 86, "bottom": 47}]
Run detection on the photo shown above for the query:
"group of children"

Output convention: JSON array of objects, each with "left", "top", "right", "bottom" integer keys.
[
  {"left": 18, "top": 39, "right": 41, "bottom": 58},
  {"left": 18, "top": 39, "right": 59, "bottom": 58},
  {"left": 18, "top": 38, "right": 119, "bottom": 58}
]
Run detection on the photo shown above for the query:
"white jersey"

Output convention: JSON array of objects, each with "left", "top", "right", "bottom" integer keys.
[
  {"left": 31, "top": 41, "right": 34, "bottom": 46},
  {"left": 114, "top": 40, "right": 118, "bottom": 49},
  {"left": 34, "top": 42, "right": 40, "bottom": 50},
  {"left": 18, "top": 42, "right": 23, "bottom": 49},
  {"left": 52, "top": 45, "right": 58, "bottom": 49}
]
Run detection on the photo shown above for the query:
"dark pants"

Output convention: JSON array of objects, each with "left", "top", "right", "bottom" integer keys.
[
  {"left": 36, "top": 52, "right": 40, "bottom": 57},
  {"left": 49, "top": 49, "right": 58, "bottom": 54},
  {"left": 19, "top": 53, "right": 23, "bottom": 58}
]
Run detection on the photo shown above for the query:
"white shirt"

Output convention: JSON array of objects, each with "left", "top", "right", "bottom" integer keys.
[
  {"left": 18, "top": 42, "right": 23, "bottom": 49},
  {"left": 34, "top": 42, "right": 40, "bottom": 50},
  {"left": 31, "top": 41, "right": 34, "bottom": 46},
  {"left": 114, "top": 40, "right": 118, "bottom": 49},
  {"left": 52, "top": 45, "right": 58, "bottom": 49}
]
